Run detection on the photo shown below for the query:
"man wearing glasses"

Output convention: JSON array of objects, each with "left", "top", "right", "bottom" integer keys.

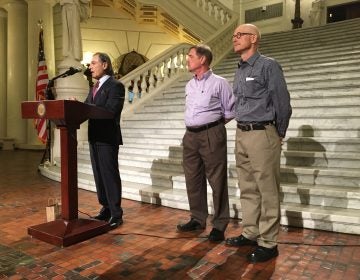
[{"left": 225, "top": 24, "right": 292, "bottom": 263}]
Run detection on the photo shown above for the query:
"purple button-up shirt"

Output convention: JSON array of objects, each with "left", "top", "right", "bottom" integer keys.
[{"left": 184, "top": 70, "right": 235, "bottom": 127}]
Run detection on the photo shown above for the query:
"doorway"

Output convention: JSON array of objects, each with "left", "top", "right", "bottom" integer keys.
[{"left": 327, "top": 1, "right": 360, "bottom": 23}]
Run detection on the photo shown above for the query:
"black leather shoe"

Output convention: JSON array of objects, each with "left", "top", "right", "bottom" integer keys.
[
  {"left": 177, "top": 219, "right": 205, "bottom": 232},
  {"left": 93, "top": 208, "right": 111, "bottom": 221},
  {"left": 247, "top": 246, "right": 279, "bottom": 263},
  {"left": 225, "top": 235, "right": 258, "bottom": 247},
  {"left": 208, "top": 228, "right": 225, "bottom": 242},
  {"left": 108, "top": 217, "right": 123, "bottom": 229}
]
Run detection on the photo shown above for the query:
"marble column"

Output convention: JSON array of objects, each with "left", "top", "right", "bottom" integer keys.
[
  {"left": 2, "top": 0, "right": 28, "bottom": 145},
  {"left": 52, "top": 1, "right": 89, "bottom": 163},
  {"left": 0, "top": 9, "right": 7, "bottom": 138},
  {"left": 25, "top": 0, "right": 56, "bottom": 149}
]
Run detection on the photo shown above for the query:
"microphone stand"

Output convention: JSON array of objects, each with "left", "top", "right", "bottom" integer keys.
[{"left": 40, "top": 69, "right": 81, "bottom": 165}]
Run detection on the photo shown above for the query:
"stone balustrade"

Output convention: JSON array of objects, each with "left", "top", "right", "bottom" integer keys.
[
  {"left": 194, "top": 0, "right": 233, "bottom": 25},
  {"left": 119, "top": 15, "right": 238, "bottom": 105}
]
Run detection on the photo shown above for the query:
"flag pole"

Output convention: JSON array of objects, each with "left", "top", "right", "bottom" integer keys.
[{"left": 36, "top": 19, "right": 52, "bottom": 165}]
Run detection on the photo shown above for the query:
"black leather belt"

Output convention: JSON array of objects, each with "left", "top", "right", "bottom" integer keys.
[
  {"left": 237, "top": 121, "right": 274, "bottom": 131},
  {"left": 186, "top": 119, "right": 223, "bottom": 133}
]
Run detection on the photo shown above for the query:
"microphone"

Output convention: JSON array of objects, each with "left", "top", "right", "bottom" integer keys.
[{"left": 63, "top": 67, "right": 82, "bottom": 77}]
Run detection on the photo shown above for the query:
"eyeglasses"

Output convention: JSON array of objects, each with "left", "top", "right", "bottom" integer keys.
[{"left": 232, "top": 32, "right": 254, "bottom": 39}]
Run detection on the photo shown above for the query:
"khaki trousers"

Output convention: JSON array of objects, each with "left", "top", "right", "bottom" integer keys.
[
  {"left": 235, "top": 124, "right": 281, "bottom": 248},
  {"left": 183, "top": 123, "right": 230, "bottom": 231}
]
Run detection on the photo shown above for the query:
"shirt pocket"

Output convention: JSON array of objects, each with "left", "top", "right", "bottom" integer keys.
[{"left": 244, "top": 76, "right": 266, "bottom": 99}]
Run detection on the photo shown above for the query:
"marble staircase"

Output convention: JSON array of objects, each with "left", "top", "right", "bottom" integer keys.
[{"left": 40, "top": 18, "right": 360, "bottom": 234}]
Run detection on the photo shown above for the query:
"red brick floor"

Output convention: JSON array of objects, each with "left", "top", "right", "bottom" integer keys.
[{"left": 0, "top": 150, "right": 359, "bottom": 280}]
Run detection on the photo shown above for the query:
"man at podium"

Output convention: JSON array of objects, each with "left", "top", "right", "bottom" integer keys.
[{"left": 85, "top": 52, "right": 125, "bottom": 229}]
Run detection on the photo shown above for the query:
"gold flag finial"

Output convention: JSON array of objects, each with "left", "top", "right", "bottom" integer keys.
[{"left": 37, "top": 19, "right": 43, "bottom": 29}]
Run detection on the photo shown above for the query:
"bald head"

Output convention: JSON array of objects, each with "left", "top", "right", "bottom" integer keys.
[
  {"left": 235, "top": 24, "right": 261, "bottom": 42},
  {"left": 232, "top": 24, "right": 261, "bottom": 60}
]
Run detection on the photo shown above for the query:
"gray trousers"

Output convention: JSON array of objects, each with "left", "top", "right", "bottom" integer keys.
[
  {"left": 182, "top": 123, "right": 230, "bottom": 231},
  {"left": 235, "top": 124, "right": 281, "bottom": 248}
]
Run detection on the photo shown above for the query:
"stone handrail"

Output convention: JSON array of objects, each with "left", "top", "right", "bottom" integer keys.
[
  {"left": 207, "top": 16, "right": 239, "bottom": 66},
  {"left": 120, "top": 43, "right": 191, "bottom": 98}
]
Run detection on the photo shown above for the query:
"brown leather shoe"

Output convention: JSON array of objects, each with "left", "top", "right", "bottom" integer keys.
[
  {"left": 247, "top": 246, "right": 279, "bottom": 263},
  {"left": 225, "top": 235, "right": 258, "bottom": 246}
]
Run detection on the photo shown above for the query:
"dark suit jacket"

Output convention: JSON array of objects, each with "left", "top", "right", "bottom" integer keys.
[{"left": 85, "top": 76, "right": 125, "bottom": 145}]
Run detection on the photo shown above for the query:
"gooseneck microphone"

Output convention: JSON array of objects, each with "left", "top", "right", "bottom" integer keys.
[{"left": 63, "top": 67, "right": 82, "bottom": 77}]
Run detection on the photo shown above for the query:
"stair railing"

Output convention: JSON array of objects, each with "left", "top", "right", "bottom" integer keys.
[{"left": 119, "top": 13, "right": 239, "bottom": 112}]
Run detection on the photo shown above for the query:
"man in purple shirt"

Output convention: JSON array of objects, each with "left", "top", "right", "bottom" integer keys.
[{"left": 177, "top": 44, "right": 235, "bottom": 242}]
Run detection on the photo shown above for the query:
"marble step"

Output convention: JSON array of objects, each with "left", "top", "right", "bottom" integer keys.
[
  {"left": 277, "top": 166, "right": 360, "bottom": 188},
  {"left": 40, "top": 166, "right": 360, "bottom": 234},
  {"left": 218, "top": 52, "right": 360, "bottom": 73},
  {"left": 283, "top": 137, "right": 360, "bottom": 152},
  {"left": 149, "top": 94, "right": 359, "bottom": 110},
  {"left": 134, "top": 99, "right": 360, "bottom": 114},
  {"left": 79, "top": 142, "right": 360, "bottom": 171},
  {"left": 124, "top": 105, "right": 360, "bottom": 120},
  {"left": 120, "top": 142, "right": 360, "bottom": 169},
  {"left": 261, "top": 32, "right": 360, "bottom": 52},
  {"left": 123, "top": 136, "right": 182, "bottom": 146},
  {"left": 285, "top": 128, "right": 359, "bottom": 139},
  {"left": 261, "top": 18, "right": 360, "bottom": 39},
  {"left": 77, "top": 148, "right": 360, "bottom": 208},
  {"left": 158, "top": 87, "right": 360, "bottom": 101},
  {"left": 75, "top": 147, "right": 360, "bottom": 189},
  {"left": 122, "top": 134, "right": 360, "bottom": 153},
  {"left": 169, "top": 165, "right": 360, "bottom": 189},
  {"left": 171, "top": 173, "right": 360, "bottom": 209},
  {"left": 263, "top": 42, "right": 360, "bottom": 61},
  {"left": 219, "top": 62, "right": 360, "bottom": 81},
  {"left": 279, "top": 202, "right": 360, "bottom": 234},
  {"left": 121, "top": 122, "right": 360, "bottom": 139},
  {"left": 223, "top": 46, "right": 360, "bottom": 67}
]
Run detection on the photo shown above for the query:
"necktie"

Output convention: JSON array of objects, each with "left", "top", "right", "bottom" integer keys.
[{"left": 92, "top": 81, "right": 99, "bottom": 98}]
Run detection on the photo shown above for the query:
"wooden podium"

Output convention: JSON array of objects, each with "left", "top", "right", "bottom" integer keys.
[{"left": 21, "top": 100, "right": 113, "bottom": 247}]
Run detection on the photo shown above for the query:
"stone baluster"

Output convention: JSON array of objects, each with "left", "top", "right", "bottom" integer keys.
[
  {"left": 148, "top": 68, "right": 155, "bottom": 92},
  {"left": 141, "top": 73, "right": 147, "bottom": 94},
  {"left": 223, "top": 12, "right": 229, "bottom": 24},
  {"left": 163, "top": 58, "right": 170, "bottom": 79},
  {"left": 204, "top": 0, "right": 210, "bottom": 13},
  {"left": 182, "top": 48, "right": 188, "bottom": 70},
  {"left": 216, "top": 6, "right": 222, "bottom": 23},
  {"left": 210, "top": 2, "right": 215, "bottom": 18},
  {"left": 176, "top": 51, "right": 183, "bottom": 73},
  {"left": 133, "top": 78, "right": 139, "bottom": 96},
  {"left": 170, "top": 54, "right": 176, "bottom": 76},
  {"left": 156, "top": 62, "right": 163, "bottom": 84}
]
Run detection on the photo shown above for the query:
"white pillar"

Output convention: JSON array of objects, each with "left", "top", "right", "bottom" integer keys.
[
  {"left": 3, "top": 0, "right": 28, "bottom": 145},
  {"left": 52, "top": 1, "right": 89, "bottom": 163},
  {"left": 24, "top": 0, "right": 56, "bottom": 149},
  {"left": 0, "top": 9, "right": 7, "bottom": 138}
]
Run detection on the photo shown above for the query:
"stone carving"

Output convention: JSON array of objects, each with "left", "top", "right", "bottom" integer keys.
[
  {"left": 60, "top": 0, "right": 91, "bottom": 60},
  {"left": 309, "top": 0, "right": 325, "bottom": 27}
]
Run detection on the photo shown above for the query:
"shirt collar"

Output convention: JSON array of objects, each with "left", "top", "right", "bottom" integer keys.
[
  {"left": 238, "top": 51, "right": 261, "bottom": 68},
  {"left": 98, "top": 75, "right": 110, "bottom": 86},
  {"left": 194, "top": 69, "right": 212, "bottom": 81}
]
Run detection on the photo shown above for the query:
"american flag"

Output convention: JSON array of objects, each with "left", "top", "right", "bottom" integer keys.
[{"left": 35, "top": 27, "right": 49, "bottom": 144}]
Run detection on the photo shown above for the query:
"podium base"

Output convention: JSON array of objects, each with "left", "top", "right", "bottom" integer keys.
[{"left": 28, "top": 218, "right": 111, "bottom": 247}]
